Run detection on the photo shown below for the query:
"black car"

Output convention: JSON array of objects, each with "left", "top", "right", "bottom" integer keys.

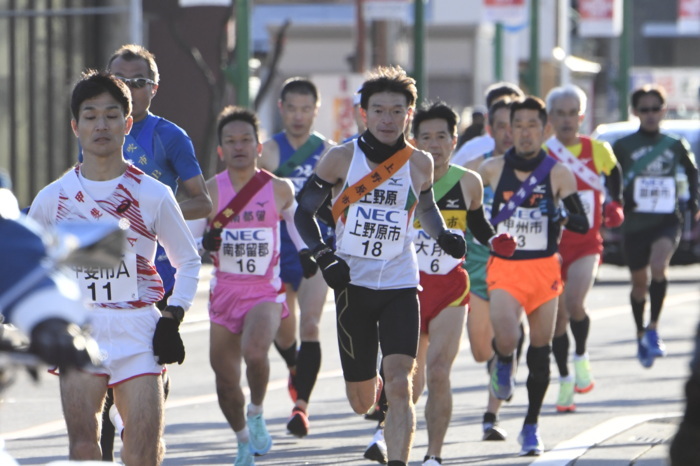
[{"left": 591, "top": 120, "right": 700, "bottom": 266}]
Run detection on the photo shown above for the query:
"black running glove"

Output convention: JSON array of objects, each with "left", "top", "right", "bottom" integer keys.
[
  {"left": 29, "top": 318, "right": 101, "bottom": 371},
  {"left": 299, "top": 248, "right": 318, "bottom": 278},
  {"left": 313, "top": 245, "right": 351, "bottom": 290},
  {"left": 202, "top": 228, "right": 223, "bottom": 252},
  {"left": 437, "top": 230, "right": 466, "bottom": 259},
  {"left": 538, "top": 198, "right": 567, "bottom": 224},
  {"left": 153, "top": 313, "right": 185, "bottom": 365}
]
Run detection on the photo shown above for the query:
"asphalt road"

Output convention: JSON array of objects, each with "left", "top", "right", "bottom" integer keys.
[{"left": 2, "top": 263, "right": 698, "bottom": 465}]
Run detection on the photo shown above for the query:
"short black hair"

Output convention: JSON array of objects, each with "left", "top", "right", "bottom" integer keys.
[
  {"left": 359, "top": 65, "right": 417, "bottom": 110},
  {"left": 71, "top": 70, "right": 132, "bottom": 121},
  {"left": 631, "top": 84, "right": 667, "bottom": 109},
  {"left": 216, "top": 105, "right": 261, "bottom": 144},
  {"left": 510, "top": 96, "right": 547, "bottom": 127},
  {"left": 485, "top": 82, "right": 524, "bottom": 108},
  {"left": 107, "top": 44, "right": 159, "bottom": 83},
  {"left": 487, "top": 96, "right": 514, "bottom": 127},
  {"left": 280, "top": 77, "right": 319, "bottom": 104},
  {"left": 412, "top": 101, "right": 459, "bottom": 137}
]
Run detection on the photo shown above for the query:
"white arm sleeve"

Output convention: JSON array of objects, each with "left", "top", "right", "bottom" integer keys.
[
  {"left": 282, "top": 200, "right": 308, "bottom": 252},
  {"left": 186, "top": 218, "right": 207, "bottom": 255},
  {"left": 451, "top": 135, "right": 495, "bottom": 167},
  {"left": 153, "top": 194, "right": 201, "bottom": 311}
]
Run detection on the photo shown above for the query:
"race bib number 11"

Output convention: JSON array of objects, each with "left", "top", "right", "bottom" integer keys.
[{"left": 74, "top": 252, "right": 138, "bottom": 303}]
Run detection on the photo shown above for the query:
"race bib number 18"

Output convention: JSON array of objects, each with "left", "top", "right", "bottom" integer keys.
[
  {"left": 339, "top": 204, "right": 408, "bottom": 260},
  {"left": 74, "top": 252, "right": 138, "bottom": 303}
]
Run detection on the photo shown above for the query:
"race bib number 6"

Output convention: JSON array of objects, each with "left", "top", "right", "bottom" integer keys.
[
  {"left": 414, "top": 229, "right": 463, "bottom": 274},
  {"left": 74, "top": 252, "right": 138, "bottom": 303},
  {"left": 339, "top": 204, "right": 408, "bottom": 261}
]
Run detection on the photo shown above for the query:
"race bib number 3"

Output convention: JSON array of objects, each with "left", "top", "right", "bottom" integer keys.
[
  {"left": 219, "top": 228, "right": 274, "bottom": 276},
  {"left": 634, "top": 176, "right": 675, "bottom": 213},
  {"left": 414, "top": 229, "right": 463, "bottom": 274},
  {"left": 339, "top": 204, "right": 408, "bottom": 260},
  {"left": 74, "top": 252, "right": 138, "bottom": 303},
  {"left": 496, "top": 207, "right": 548, "bottom": 251}
]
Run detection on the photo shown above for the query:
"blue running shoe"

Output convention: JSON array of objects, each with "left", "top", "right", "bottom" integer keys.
[
  {"left": 642, "top": 328, "right": 667, "bottom": 358},
  {"left": 637, "top": 339, "right": 654, "bottom": 368},
  {"left": 518, "top": 423, "right": 544, "bottom": 456},
  {"left": 234, "top": 440, "right": 254, "bottom": 466},
  {"left": 247, "top": 413, "right": 272, "bottom": 456},
  {"left": 489, "top": 357, "right": 515, "bottom": 401}
]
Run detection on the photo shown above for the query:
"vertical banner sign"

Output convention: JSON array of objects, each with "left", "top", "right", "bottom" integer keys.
[
  {"left": 678, "top": 0, "right": 700, "bottom": 34},
  {"left": 578, "top": 0, "right": 622, "bottom": 37},
  {"left": 482, "top": 0, "right": 527, "bottom": 23}
]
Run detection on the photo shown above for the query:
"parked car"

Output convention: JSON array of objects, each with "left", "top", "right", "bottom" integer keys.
[{"left": 591, "top": 119, "right": 700, "bottom": 266}]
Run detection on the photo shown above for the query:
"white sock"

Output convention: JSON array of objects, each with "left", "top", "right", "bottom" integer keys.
[
  {"left": 235, "top": 427, "right": 250, "bottom": 444},
  {"left": 247, "top": 403, "right": 263, "bottom": 417}
]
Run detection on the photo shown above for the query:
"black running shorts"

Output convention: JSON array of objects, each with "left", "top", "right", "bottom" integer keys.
[{"left": 334, "top": 285, "right": 419, "bottom": 382}]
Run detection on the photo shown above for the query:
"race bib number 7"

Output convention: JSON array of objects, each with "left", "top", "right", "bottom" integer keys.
[
  {"left": 73, "top": 252, "right": 138, "bottom": 303},
  {"left": 339, "top": 204, "right": 408, "bottom": 261},
  {"left": 633, "top": 176, "right": 675, "bottom": 213}
]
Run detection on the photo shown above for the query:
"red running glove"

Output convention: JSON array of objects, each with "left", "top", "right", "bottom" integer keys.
[
  {"left": 489, "top": 233, "right": 517, "bottom": 257},
  {"left": 604, "top": 201, "right": 624, "bottom": 228}
]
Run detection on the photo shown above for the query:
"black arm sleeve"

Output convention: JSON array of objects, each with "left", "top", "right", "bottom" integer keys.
[
  {"left": 562, "top": 193, "right": 589, "bottom": 234},
  {"left": 680, "top": 154, "right": 699, "bottom": 208},
  {"left": 415, "top": 187, "right": 448, "bottom": 239},
  {"left": 294, "top": 174, "right": 334, "bottom": 251},
  {"left": 605, "top": 163, "right": 623, "bottom": 203},
  {"left": 467, "top": 206, "right": 496, "bottom": 246}
]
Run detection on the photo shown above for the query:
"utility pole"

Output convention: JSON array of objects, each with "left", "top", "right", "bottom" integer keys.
[
  {"left": 495, "top": 23, "right": 503, "bottom": 81},
  {"left": 234, "top": 0, "right": 250, "bottom": 108},
  {"left": 618, "top": 0, "right": 632, "bottom": 120},
  {"left": 413, "top": 0, "right": 426, "bottom": 103},
  {"left": 356, "top": 0, "right": 366, "bottom": 72},
  {"left": 558, "top": 0, "right": 570, "bottom": 86},
  {"left": 527, "top": 0, "right": 540, "bottom": 95}
]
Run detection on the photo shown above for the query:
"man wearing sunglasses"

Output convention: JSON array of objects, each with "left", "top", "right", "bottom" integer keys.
[
  {"left": 612, "top": 84, "right": 698, "bottom": 369},
  {"left": 94, "top": 44, "right": 212, "bottom": 461}
]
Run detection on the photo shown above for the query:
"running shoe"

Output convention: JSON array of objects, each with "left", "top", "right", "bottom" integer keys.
[
  {"left": 482, "top": 422, "right": 507, "bottom": 441},
  {"left": 287, "top": 407, "right": 309, "bottom": 438},
  {"left": 288, "top": 370, "right": 298, "bottom": 403},
  {"left": 555, "top": 375, "right": 576, "bottom": 412},
  {"left": 489, "top": 357, "right": 515, "bottom": 401},
  {"left": 363, "top": 427, "right": 387, "bottom": 464},
  {"left": 518, "top": 423, "right": 544, "bottom": 456},
  {"left": 234, "top": 440, "right": 254, "bottom": 466},
  {"left": 247, "top": 413, "right": 272, "bottom": 456},
  {"left": 637, "top": 339, "right": 654, "bottom": 368},
  {"left": 422, "top": 456, "right": 442, "bottom": 465},
  {"left": 642, "top": 328, "right": 667, "bottom": 358},
  {"left": 573, "top": 353, "right": 595, "bottom": 393}
]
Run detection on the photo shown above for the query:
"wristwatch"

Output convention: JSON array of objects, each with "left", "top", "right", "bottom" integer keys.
[{"left": 164, "top": 305, "right": 185, "bottom": 324}]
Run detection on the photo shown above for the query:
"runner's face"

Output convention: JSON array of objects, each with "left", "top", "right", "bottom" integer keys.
[
  {"left": 218, "top": 120, "right": 261, "bottom": 170},
  {"left": 72, "top": 92, "right": 133, "bottom": 159},
  {"left": 108, "top": 57, "right": 157, "bottom": 123},
  {"left": 511, "top": 108, "right": 545, "bottom": 158},
  {"left": 363, "top": 91, "right": 412, "bottom": 145},
  {"left": 279, "top": 92, "right": 318, "bottom": 139},
  {"left": 548, "top": 95, "right": 582, "bottom": 143},
  {"left": 633, "top": 94, "right": 665, "bottom": 133},
  {"left": 415, "top": 118, "right": 457, "bottom": 171},
  {"left": 489, "top": 107, "right": 513, "bottom": 155}
]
